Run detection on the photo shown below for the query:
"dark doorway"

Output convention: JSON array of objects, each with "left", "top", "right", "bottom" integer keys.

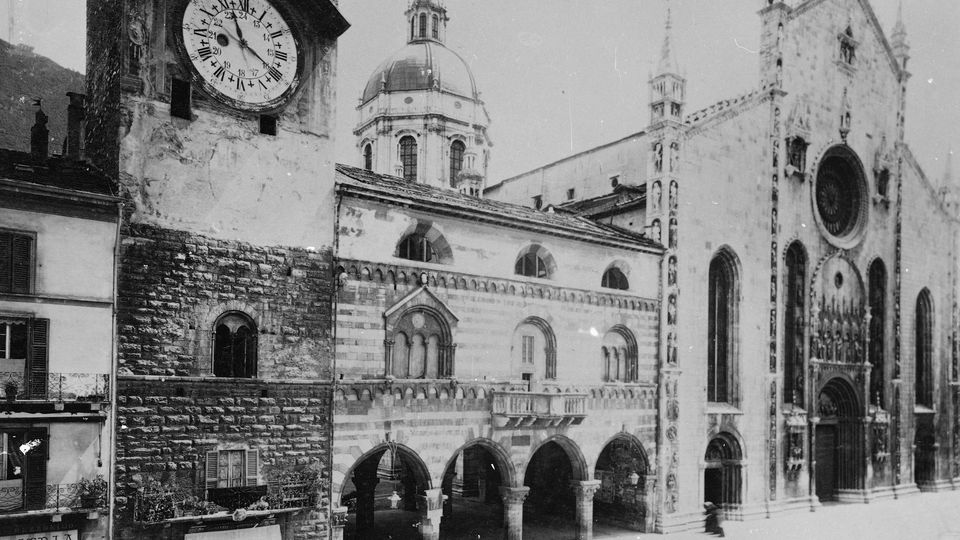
[
  {"left": 815, "top": 425, "right": 837, "bottom": 501},
  {"left": 440, "top": 444, "right": 506, "bottom": 538},
  {"left": 524, "top": 441, "right": 577, "bottom": 529},
  {"left": 703, "top": 433, "right": 743, "bottom": 510}
]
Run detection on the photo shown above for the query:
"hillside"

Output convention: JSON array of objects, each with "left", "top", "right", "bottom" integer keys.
[{"left": 0, "top": 38, "right": 86, "bottom": 153}]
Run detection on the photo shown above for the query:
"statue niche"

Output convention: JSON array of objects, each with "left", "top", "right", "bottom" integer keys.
[{"left": 810, "top": 256, "right": 867, "bottom": 365}]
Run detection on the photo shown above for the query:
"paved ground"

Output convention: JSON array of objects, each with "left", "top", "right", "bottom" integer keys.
[{"left": 346, "top": 488, "right": 960, "bottom": 539}]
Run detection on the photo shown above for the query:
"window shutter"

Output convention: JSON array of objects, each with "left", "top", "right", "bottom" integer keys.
[
  {"left": 245, "top": 449, "right": 259, "bottom": 486},
  {"left": 0, "top": 232, "right": 11, "bottom": 291},
  {"left": 24, "top": 426, "right": 48, "bottom": 510},
  {"left": 205, "top": 451, "right": 220, "bottom": 491},
  {"left": 28, "top": 319, "right": 49, "bottom": 399},
  {"left": 11, "top": 234, "right": 32, "bottom": 294}
]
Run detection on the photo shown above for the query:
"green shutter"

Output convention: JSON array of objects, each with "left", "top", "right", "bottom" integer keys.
[
  {"left": 24, "top": 426, "right": 48, "bottom": 510},
  {"left": 28, "top": 319, "right": 49, "bottom": 399}
]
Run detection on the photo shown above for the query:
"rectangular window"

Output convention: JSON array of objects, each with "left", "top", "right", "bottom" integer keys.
[
  {"left": 0, "top": 317, "right": 46, "bottom": 399},
  {"left": 0, "top": 427, "right": 45, "bottom": 512},
  {"left": 0, "top": 431, "right": 25, "bottom": 512},
  {"left": 521, "top": 335, "right": 534, "bottom": 364},
  {"left": 0, "top": 231, "right": 34, "bottom": 294},
  {"left": 566, "top": 188, "right": 576, "bottom": 200},
  {"left": 206, "top": 449, "right": 259, "bottom": 489}
]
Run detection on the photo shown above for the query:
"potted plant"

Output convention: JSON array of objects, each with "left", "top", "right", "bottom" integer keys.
[
  {"left": 4, "top": 381, "right": 17, "bottom": 402},
  {"left": 77, "top": 474, "right": 107, "bottom": 508}
]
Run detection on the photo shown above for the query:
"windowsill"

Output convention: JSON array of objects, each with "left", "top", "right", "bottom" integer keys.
[
  {"left": 914, "top": 405, "right": 936, "bottom": 415},
  {"left": 706, "top": 402, "right": 743, "bottom": 415}
]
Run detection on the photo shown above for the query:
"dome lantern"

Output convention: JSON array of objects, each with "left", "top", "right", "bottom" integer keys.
[{"left": 405, "top": 0, "right": 449, "bottom": 45}]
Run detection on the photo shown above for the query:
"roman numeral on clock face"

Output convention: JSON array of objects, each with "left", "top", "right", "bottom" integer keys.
[
  {"left": 270, "top": 30, "right": 283, "bottom": 39},
  {"left": 213, "top": 66, "right": 226, "bottom": 81},
  {"left": 197, "top": 47, "right": 212, "bottom": 60},
  {"left": 268, "top": 66, "right": 283, "bottom": 81},
  {"left": 274, "top": 50, "right": 288, "bottom": 62}
]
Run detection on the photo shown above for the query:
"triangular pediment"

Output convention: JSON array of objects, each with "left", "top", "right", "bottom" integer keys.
[{"left": 383, "top": 286, "right": 460, "bottom": 324}]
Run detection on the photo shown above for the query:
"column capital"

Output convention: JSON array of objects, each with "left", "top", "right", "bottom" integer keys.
[
  {"left": 499, "top": 485, "right": 531, "bottom": 504},
  {"left": 571, "top": 479, "right": 602, "bottom": 498}
]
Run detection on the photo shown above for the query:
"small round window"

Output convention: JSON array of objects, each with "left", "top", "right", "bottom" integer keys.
[{"left": 813, "top": 146, "right": 868, "bottom": 248}]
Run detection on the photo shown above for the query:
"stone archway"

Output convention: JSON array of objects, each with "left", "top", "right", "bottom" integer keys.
[
  {"left": 814, "top": 376, "right": 863, "bottom": 501},
  {"left": 593, "top": 434, "right": 650, "bottom": 532},
  {"left": 521, "top": 437, "right": 590, "bottom": 538},
  {"left": 703, "top": 432, "right": 743, "bottom": 510},
  {"left": 438, "top": 439, "right": 515, "bottom": 538},
  {"left": 340, "top": 444, "right": 432, "bottom": 540}
]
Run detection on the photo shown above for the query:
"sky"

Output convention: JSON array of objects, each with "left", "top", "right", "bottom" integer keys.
[{"left": 4, "top": 0, "right": 958, "bottom": 184}]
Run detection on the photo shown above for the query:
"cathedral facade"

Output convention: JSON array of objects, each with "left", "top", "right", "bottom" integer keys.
[{"left": 488, "top": 0, "right": 960, "bottom": 532}]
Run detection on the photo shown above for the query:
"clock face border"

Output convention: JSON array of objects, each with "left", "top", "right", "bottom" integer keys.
[{"left": 174, "top": 0, "right": 306, "bottom": 114}]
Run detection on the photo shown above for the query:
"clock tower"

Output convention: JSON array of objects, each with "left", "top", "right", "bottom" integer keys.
[{"left": 85, "top": 1, "right": 350, "bottom": 539}]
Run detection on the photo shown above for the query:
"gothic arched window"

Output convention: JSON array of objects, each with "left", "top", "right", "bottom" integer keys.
[
  {"left": 601, "top": 267, "right": 629, "bottom": 290},
  {"left": 784, "top": 242, "right": 806, "bottom": 405},
  {"left": 397, "top": 234, "right": 437, "bottom": 263},
  {"left": 915, "top": 289, "right": 933, "bottom": 407},
  {"left": 363, "top": 143, "right": 373, "bottom": 171},
  {"left": 399, "top": 136, "right": 418, "bottom": 182},
  {"left": 419, "top": 13, "right": 427, "bottom": 38},
  {"left": 869, "top": 260, "right": 886, "bottom": 404},
  {"left": 449, "top": 140, "right": 465, "bottom": 184},
  {"left": 707, "top": 250, "right": 739, "bottom": 404},
  {"left": 213, "top": 312, "right": 257, "bottom": 378},
  {"left": 387, "top": 309, "right": 453, "bottom": 379}
]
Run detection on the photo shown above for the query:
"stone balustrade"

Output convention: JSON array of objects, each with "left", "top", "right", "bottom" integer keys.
[{"left": 491, "top": 390, "right": 588, "bottom": 428}]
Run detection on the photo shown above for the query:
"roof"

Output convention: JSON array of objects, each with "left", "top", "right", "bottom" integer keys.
[
  {"left": 683, "top": 84, "right": 774, "bottom": 127},
  {"left": 0, "top": 149, "right": 115, "bottom": 196},
  {"left": 361, "top": 41, "right": 478, "bottom": 104},
  {"left": 336, "top": 164, "right": 662, "bottom": 253},
  {"left": 558, "top": 184, "right": 646, "bottom": 219}
]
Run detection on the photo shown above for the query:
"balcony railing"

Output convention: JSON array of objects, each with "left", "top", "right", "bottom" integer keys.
[
  {"left": 491, "top": 391, "right": 587, "bottom": 428},
  {"left": 133, "top": 482, "right": 317, "bottom": 524},
  {"left": 0, "top": 481, "right": 107, "bottom": 514},
  {"left": 0, "top": 372, "right": 110, "bottom": 402}
]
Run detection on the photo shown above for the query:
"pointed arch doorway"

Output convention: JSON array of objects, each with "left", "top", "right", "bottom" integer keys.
[{"left": 814, "top": 377, "right": 863, "bottom": 501}]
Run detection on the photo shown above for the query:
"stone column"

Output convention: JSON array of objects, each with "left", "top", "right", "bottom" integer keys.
[
  {"left": 572, "top": 480, "right": 601, "bottom": 540},
  {"left": 352, "top": 464, "right": 380, "bottom": 538},
  {"left": 330, "top": 506, "right": 349, "bottom": 540},
  {"left": 809, "top": 416, "right": 819, "bottom": 508},
  {"left": 417, "top": 487, "right": 446, "bottom": 540},
  {"left": 500, "top": 486, "right": 530, "bottom": 540}
]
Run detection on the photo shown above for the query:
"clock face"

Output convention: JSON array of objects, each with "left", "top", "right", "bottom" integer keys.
[{"left": 181, "top": 0, "right": 300, "bottom": 111}]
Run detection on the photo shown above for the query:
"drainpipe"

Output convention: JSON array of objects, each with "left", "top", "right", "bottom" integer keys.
[{"left": 106, "top": 200, "right": 123, "bottom": 539}]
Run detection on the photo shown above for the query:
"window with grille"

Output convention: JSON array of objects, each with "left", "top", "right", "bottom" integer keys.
[
  {"left": 213, "top": 313, "right": 257, "bottom": 378},
  {"left": 915, "top": 290, "right": 933, "bottom": 407},
  {"left": 708, "top": 252, "right": 738, "bottom": 403},
  {"left": 419, "top": 13, "right": 427, "bottom": 38},
  {"left": 0, "top": 231, "right": 34, "bottom": 294},
  {"left": 400, "top": 136, "right": 418, "bottom": 182},
  {"left": 431, "top": 15, "right": 439, "bottom": 39},
  {"left": 515, "top": 252, "right": 547, "bottom": 278}
]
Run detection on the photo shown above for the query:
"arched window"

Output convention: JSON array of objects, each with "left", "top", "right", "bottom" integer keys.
[
  {"left": 915, "top": 289, "right": 933, "bottom": 407},
  {"left": 419, "top": 13, "right": 427, "bottom": 38},
  {"left": 213, "top": 312, "right": 257, "bottom": 378},
  {"left": 601, "top": 267, "right": 629, "bottom": 290},
  {"left": 397, "top": 233, "right": 437, "bottom": 263},
  {"left": 784, "top": 242, "right": 806, "bottom": 405},
  {"left": 410, "top": 17, "right": 415, "bottom": 40},
  {"left": 431, "top": 14, "right": 439, "bottom": 39},
  {"left": 513, "top": 317, "right": 557, "bottom": 381},
  {"left": 449, "top": 140, "right": 465, "bottom": 184},
  {"left": 704, "top": 433, "right": 743, "bottom": 508},
  {"left": 514, "top": 245, "right": 554, "bottom": 279},
  {"left": 399, "top": 136, "right": 417, "bottom": 182},
  {"left": 868, "top": 260, "right": 886, "bottom": 404},
  {"left": 387, "top": 308, "right": 453, "bottom": 379},
  {"left": 707, "top": 250, "right": 739, "bottom": 403},
  {"left": 363, "top": 143, "right": 373, "bottom": 171},
  {"left": 602, "top": 326, "right": 637, "bottom": 382}
]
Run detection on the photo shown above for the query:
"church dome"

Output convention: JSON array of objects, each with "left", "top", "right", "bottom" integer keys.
[{"left": 361, "top": 41, "right": 479, "bottom": 104}]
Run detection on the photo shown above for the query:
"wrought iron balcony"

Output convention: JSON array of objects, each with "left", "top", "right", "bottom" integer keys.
[
  {"left": 133, "top": 481, "right": 317, "bottom": 524},
  {"left": 0, "top": 371, "right": 109, "bottom": 408},
  {"left": 491, "top": 390, "right": 587, "bottom": 428},
  {"left": 0, "top": 479, "right": 107, "bottom": 515}
]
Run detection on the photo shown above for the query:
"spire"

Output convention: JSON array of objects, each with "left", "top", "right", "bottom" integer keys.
[
  {"left": 657, "top": 2, "right": 680, "bottom": 75},
  {"left": 892, "top": 1, "right": 906, "bottom": 40}
]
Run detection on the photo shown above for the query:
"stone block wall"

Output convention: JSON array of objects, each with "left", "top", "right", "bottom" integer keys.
[
  {"left": 118, "top": 223, "right": 333, "bottom": 379},
  {"left": 114, "top": 378, "right": 332, "bottom": 540}
]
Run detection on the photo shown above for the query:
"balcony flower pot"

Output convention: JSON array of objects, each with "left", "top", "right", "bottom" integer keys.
[
  {"left": 4, "top": 382, "right": 17, "bottom": 402},
  {"left": 77, "top": 475, "right": 107, "bottom": 509},
  {"left": 207, "top": 485, "right": 268, "bottom": 510}
]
